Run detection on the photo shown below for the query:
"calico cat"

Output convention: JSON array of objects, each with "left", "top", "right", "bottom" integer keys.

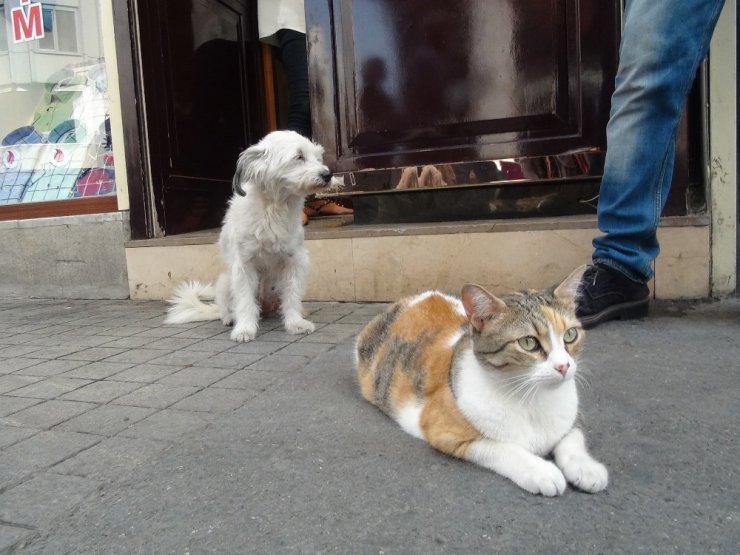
[{"left": 355, "top": 267, "right": 608, "bottom": 496}]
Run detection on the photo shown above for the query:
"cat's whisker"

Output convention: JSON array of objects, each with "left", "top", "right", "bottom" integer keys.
[
  {"left": 498, "top": 374, "right": 532, "bottom": 387},
  {"left": 506, "top": 375, "right": 532, "bottom": 399},
  {"left": 505, "top": 375, "right": 542, "bottom": 406},
  {"left": 520, "top": 381, "right": 541, "bottom": 406},
  {"left": 574, "top": 372, "right": 592, "bottom": 391}
]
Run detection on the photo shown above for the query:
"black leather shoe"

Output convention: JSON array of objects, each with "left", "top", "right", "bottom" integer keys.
[{"left": 576, "top": 264, "right": 650, "bottom": 329}]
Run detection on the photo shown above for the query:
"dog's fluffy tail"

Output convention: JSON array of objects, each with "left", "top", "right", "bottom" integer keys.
[{"left": 164, "top": 280, "right": 221, "bottom": 324}]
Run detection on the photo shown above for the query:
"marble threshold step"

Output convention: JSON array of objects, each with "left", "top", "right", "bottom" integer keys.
[{"left": 125, "top": 214, "right": 710, "bottom": 302}]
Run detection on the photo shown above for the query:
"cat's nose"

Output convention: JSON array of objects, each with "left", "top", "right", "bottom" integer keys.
[{"left": 555, "top": 362, "right": 570, "bottom": 376}]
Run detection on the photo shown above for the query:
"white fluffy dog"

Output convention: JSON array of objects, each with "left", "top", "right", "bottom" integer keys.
[{"left": 164, "top": 130, "right": 333, "bottom": 342}]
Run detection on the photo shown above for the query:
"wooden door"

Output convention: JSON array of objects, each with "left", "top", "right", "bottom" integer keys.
[
  {"left": 136, "top": 0, "right": 265, "bottom": 236},
  {"left": 306, "top": 0, "right": 619, "bottom": 174}
]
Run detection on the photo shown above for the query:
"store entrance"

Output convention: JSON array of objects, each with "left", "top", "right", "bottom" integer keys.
[
  {"left": 305, "top": 0, "right": 705, "bottom": 226},
  {"left": 135, "top": 0, "right": 265, "bottom": 236}
]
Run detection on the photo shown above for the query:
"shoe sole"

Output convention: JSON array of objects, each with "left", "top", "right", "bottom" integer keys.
[{"left": 579, "top": 298, "right": 650, "bottom": 330}]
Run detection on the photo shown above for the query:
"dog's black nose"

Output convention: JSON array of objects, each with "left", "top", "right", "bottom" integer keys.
[{"left": 321, "top": 169, "right": 333, "bottom": 183}]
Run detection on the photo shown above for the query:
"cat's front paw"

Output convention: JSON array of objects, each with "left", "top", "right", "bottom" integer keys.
[
  {"left": 285, "top": 318, "right": 315, "bottom": 335},
  {"left": 515, "top": 459, "right": 567, "bottom": 497},
  {"left": 559, "top": 456, "right": 608, "bottom": 493},
  {"left": 230, "top": 323, "right": 257, "bottom": 342}
]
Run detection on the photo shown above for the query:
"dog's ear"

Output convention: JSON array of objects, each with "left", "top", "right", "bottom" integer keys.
[{"left": 232, "top": 144, "right": 267, "bottom": 196}]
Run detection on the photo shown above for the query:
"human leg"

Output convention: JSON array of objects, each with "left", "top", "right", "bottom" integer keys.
[
  {"left": 579, "top": 0, "right": 725, "bottom": 326},
  {"left": 276, "top": 29, "right": 312, "bottom": 138},
  {"left": 277, "top": 29, "right": 353, "bottom": 220}
]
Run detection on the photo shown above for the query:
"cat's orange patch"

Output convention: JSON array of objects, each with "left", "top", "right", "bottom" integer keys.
[
  {"left": 541, "top": 305, "right": 567, "bottom": 332},
  {"left": 356, "top": 292, "right": 482, "bottom": 459},
  {"left": 399, "top": 295, "right": 481, "bottom": 456},
  {"left": 420, "top": 389, "right": 481, "bottom": 458},
  {"left": 392, "top": 294, "right": 466, "bottom": 342}
]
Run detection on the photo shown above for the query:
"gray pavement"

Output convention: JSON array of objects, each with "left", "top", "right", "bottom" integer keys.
[{"left": 0, "top": 295, "right": 738, "bottom": 554}]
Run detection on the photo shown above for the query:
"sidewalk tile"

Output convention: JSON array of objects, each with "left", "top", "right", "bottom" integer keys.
[
  {"left": 257, "top": 329, "right": 308, "bottom": 342},
  {"left": 185, "top": 338, "right": 237, "bottom": 353},
  {"left": 0, "top": 357, "right": 41, "bottom": 375},
  {"left": 112, "top": 383, "right": 200, "bottom": 409},
  {"left": 1, "top": 400, "right": 96, "bottom": 429},
  {"left": 0, "top": 473, "right": 101, "bottom": 528},
  {"left": 144, "top": 337, "right": 203, "bottom": 351},
  {"left": 0, "top": 396, "right": 42, "bottom": 418},
  {"left": 61, "top": 361, "right": 134, "bottom": 380},
  {"left": 0, "top": 430, "right": 101, "bottom": 488},
  {"left": 274, "top": 342, "right": 335, "bottom": 356},
  {"left": 0, "top": 524, "right": 34, "bottom": 554},
  {"left": 146, "top": 350, "right": 214, "bottom": 367},
  {"left": 103, "top": 348, "right": 167, "bottom": 365},
  {"left": 0, "top": 375, "right": 42, "bottom": 394},
  {"left": 171, "top": 327, "right": 224, "bottom": 340},
  {"left": 227, "top": 340, "right": 288, "bottom": 355},
  {"left": 18, "top": 359, "right": 87, "bottom": 377},
  {"left": 56, "top": 405, "right": 156, "bottom": 436},
  {"left": 52, "top": 436, "right": 166, "bottom": 481},
  {"left": 131, "top": 327, "right": 181, "bottom": 339},
  {"left": 5, "top": 377, "right": 92, "bottom": 400},
  {"left": 111, "top": 363, "right": 182, "bottom": 383},
  {"left": 198, "top": 352, "right": 263, "bottom": 370},
  {"left": 0, "top": 426, "right": 37, "bottom": 449},
  {"left": 158, "top": 366, "right": 237, "bottom": 387},
  {"left": 171, "top": 387, "right": 257, "bottom": 412},
  {"left": 118, "top": 409, "right": 215, "bottom": 441},
  {"left": 59, "top": 380, "right": 144, "bottom": 403},
  {"left": 0, "top": 344, "right": 44, "bottom": 358},
  {"left": 59, "top": 346, "right": 127, "bottom": 362},
  {"left": 247, "top": 354, "right": 310, "bottom": 373},
  {"left": 297, "top": 323, "right": 361, "bottom": 344},
  {"left": 98, "top": 336, "right": 158, "bottom": 349},
  {"left": 95, "top": 325, "right": 151, "bottom": 338},
  {"left": 210, "top": 369, "right": 278, "bottom": 391},
  {"left": 23, "top": 345, "right": 86, "bottom": 360}
]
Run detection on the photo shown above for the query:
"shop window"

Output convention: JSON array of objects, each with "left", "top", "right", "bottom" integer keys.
[
  {"left": 0, "top": 1, "right": 116, "bottom": 214},
  {"left": 0, "top": 8, "right": 7, "bottom": 53},
  {"left": 38, "top": 7, "right": 79, "bottom": 54}
]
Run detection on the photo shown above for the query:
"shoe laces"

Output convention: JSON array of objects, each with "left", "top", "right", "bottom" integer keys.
[{"left": 584, "top": 265, "right": 600, "bottom": 287}]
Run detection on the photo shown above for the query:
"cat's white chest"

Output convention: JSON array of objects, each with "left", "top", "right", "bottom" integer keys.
[{"left": 453, "top": 351, "right": 578, "bottom": 455}]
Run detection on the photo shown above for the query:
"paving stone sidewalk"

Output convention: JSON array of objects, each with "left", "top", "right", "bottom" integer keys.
[
  {"left": 0, "top": 297, "right": 385, "bottom": 552},
  {"left": 0, "top": 296, "right": 738, "bottom": 553}
]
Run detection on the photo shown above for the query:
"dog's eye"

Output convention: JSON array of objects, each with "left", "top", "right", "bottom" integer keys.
[{"left": 295, "top": 152, "right": 305, "bottom": 162}]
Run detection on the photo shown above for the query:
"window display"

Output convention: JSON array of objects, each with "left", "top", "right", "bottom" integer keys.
[{"left": 0, "top": 0, "right": 115, "bottom": 205}]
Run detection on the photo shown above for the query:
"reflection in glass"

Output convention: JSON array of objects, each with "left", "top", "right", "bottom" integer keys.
[
  {"left": 0, "top": 2, "right": 114, "bottom": 205},
  {"left": 325, "top": 150, "right": 605, "bottom": 197}
]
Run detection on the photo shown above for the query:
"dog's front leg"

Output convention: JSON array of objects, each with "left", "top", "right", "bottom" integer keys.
[
  {"left": 279, "top": 249, "right": 315, "bottom": 335},
  {"left": 229, "top": 262, "right": 260, "bottom": 342}
]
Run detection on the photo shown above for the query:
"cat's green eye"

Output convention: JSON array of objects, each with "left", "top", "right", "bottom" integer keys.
[
  {"left": 563, "top": 327, "right": 578, "bottom": 343},
  {"left": 517, "top": 336, "right": 540, "bottom": 352}
]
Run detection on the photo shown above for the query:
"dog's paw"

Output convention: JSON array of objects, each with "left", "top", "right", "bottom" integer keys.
[
  {"left": 285, "top": 318, "right": 315, "bottom": 335},
  {"left": 230, "top": 324, "right": 257, "bottom": 342},
  {"left": 221, "top": 315, "right": 234, "bottom": 326}
]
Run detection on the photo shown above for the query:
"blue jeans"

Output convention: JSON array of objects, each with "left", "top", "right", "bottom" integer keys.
[{"left": 592, "top": 0, "right": 726, "bottom": 283}]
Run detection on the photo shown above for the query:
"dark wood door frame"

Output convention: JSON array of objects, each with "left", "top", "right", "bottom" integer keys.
[
  {"left": 120, "top": 0, "right": 265, "bottom": 238},
  {"left": 111, "top": 0, "right": 153, "bottom": 240}
]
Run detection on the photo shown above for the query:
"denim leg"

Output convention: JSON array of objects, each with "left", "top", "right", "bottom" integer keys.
[{"left": 592, "top": 0, "right": 725, "bottom": 283}]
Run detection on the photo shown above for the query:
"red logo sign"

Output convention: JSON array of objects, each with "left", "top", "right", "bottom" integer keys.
[{"left": 11, "top": 0, "right": 45, "bottom": 44}]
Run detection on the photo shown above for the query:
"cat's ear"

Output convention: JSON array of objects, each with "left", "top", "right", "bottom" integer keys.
[
  {"left": 461, "top": 284, "right": 507, "bottom": 331},
  {"left": 553, "top": 264, "right": 588, "bottom": 304}
]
